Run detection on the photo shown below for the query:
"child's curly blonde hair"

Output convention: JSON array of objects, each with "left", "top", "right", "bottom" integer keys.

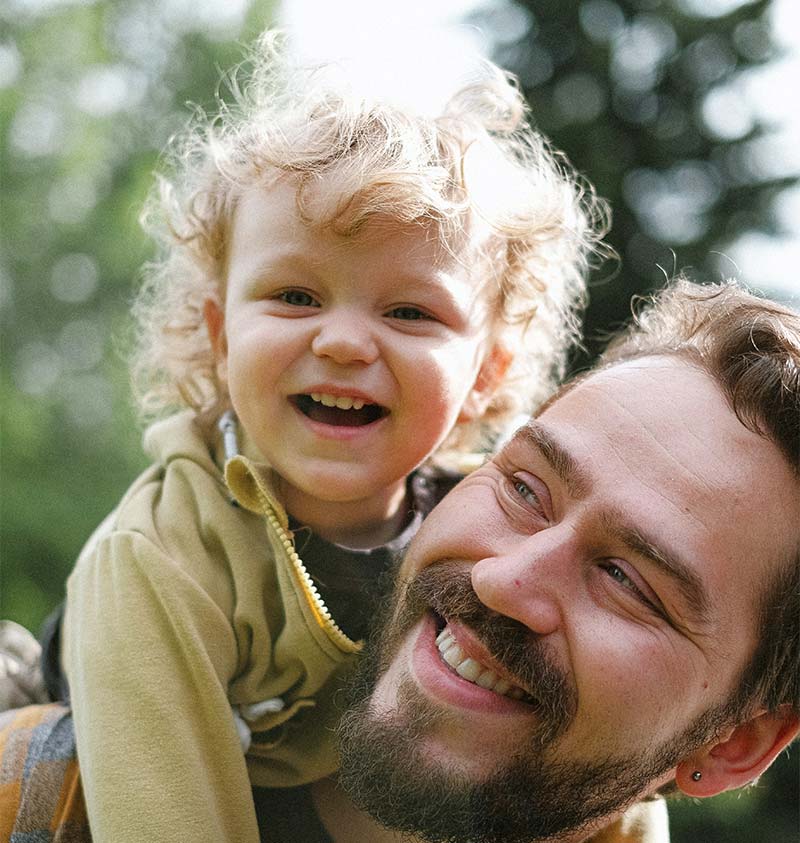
[{"left": 131, "top": 32, "right": 611, "bottom": 454}]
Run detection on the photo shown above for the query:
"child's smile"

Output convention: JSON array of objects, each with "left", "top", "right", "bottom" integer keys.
[
  {"left": 290, "top": 391, "right": 388, "bottom": 428},
  {"left": 206, "top": 177, "right": 500, "bottom": 543}
]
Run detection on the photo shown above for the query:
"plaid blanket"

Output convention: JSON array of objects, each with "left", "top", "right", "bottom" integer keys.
[{"left": 0, "top": 703, "right": 90, "bottom": 842}]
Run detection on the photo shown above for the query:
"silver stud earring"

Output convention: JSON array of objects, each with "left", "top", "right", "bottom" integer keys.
[{"left": 691, "top": 770, "right": 702, "bottom": 782}]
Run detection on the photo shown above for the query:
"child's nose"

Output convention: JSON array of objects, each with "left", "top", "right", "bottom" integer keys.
[{"left": 310, "top": 312, "right": 379, "bottom": 365}]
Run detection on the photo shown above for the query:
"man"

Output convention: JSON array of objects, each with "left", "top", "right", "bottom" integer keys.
[
  {"left": 291, "top": 278, "right": 800, "bottom": 842},
  {"left": 2, "top": 279, "right": 798, "bottom": 843}
]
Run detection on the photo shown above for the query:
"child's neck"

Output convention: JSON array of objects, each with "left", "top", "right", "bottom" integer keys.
[{"left": 277, "top": 478, "right": 410, "bottom": 549}]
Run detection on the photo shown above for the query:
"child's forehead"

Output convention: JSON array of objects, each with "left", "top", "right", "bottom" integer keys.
[
  {"left": 227, "top": 179, "right": 499, "bottom": 314},
  {"left": 235, "top": 176, "right": 489, "bottom": 268}
]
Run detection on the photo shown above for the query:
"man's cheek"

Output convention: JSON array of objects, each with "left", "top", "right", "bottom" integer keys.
[
  {"left": 399, "top": 487, "right": 498, "bottom": 580},
  {"left": 368, "top": 642, "right": 413, "bottom": 718}
]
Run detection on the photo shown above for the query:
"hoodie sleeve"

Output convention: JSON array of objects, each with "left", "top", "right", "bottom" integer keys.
[{"left": 63, "top": 529, "right": 260, "bottom": 843}]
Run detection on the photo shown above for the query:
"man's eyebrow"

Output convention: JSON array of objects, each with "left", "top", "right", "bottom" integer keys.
[
  {"left": 515, "top": 421, "right": 591, "bottom": 500},
  {"left": 603, "top": 515, "right": 711, "bottom": 624}
]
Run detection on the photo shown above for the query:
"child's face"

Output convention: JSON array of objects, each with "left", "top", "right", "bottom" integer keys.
[{"left": 208, "top": 179, "right": 500, "bottom": 521}]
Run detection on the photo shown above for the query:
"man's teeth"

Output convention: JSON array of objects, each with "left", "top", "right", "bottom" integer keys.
[
  {"left": 435, "top": 627, "right": 526, "bottom": 701},
  {"left": 310, "top": 392, "right": 365, "bottom": 410}
]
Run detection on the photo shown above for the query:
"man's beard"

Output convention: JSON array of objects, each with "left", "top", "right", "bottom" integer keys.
[{"left": 337, "top": 563, "right": 729, "bottom": 843}]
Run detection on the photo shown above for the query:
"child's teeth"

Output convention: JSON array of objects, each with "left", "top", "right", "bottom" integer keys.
[{"left": 310, "top": 393, "right": 366, "bottom": 410}]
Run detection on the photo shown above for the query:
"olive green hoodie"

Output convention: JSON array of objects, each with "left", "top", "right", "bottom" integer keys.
[{"left": 64, "top": 412, "right": 360, "bottom": 842}]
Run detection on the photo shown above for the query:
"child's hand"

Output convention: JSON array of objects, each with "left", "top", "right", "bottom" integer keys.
[
  {"left": 0, "top": 621, "right": 49, "bottom": 709},
  {"left": 231, "top": 697, "right": 286, "bottom": 753}
]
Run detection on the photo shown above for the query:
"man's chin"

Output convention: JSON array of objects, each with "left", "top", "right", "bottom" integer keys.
[
  {"left": 339, "top": 687, "right": 597, "bottom": 843},
  {"left": 335, "top": 563, "right": 719, "bottom": 842}
]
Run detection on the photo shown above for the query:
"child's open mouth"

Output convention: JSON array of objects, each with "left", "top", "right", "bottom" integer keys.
[{"left": 291, "top": 393, "right": 388, "bottom": 427}]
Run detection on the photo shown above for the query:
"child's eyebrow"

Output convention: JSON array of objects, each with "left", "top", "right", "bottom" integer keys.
[
  {"left": 394, "top": 271, "right": 463, "bottom": 298},
  {"left": 234, "top": 252, "right": 316, "bottom": 286}
]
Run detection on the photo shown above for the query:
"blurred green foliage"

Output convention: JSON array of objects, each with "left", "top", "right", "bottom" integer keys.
[
  {"left": 481, "top": 0, "right": 798, "bottom": 364},
  {"left": 0, "top": 1, "right": 797, "bottom": 841},
  {"left": 1, "top": 0, "right": 277, "bottom": 630}
]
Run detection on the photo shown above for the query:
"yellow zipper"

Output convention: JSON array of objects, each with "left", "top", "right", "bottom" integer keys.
[{"left": 256, "top": 486, "right": 362, "bottom": 655}]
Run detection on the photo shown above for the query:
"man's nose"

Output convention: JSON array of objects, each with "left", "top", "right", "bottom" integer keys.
[
  {"left": 470, "top": 527, "right": 578, "bottom": 637},
  {"left": 310, "top": 309, "right": 379, "bottom": 365}
]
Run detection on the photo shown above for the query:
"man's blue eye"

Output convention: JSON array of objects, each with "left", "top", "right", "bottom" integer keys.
[
  {"left": 604, "top": 563, "right": 635, "bottom": 590},
  {"left": 601, "top": 562, "right": 651, "bottom": 603},
  {"left": 279, "top": 290, "right": 318, "bottom": 307},
  {"left": 513, "top": 479, "right": 540, "bottom": 507},
  {"left": 388, "top": 306, "right": 428, "bottom": 321}
]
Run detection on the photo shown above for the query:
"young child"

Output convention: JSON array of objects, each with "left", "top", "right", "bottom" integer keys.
[{"left": 33, "top": 33, "right": 606, "bottom": 843}]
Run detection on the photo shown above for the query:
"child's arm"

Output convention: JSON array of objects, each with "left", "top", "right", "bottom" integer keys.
[{"left": 63, "top": 530, "right": 261, "bottom": 843}]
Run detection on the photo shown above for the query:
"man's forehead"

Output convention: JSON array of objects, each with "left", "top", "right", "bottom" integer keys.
[
  {"left": 528, "top": 357, "right": 793, "bottom": 504},
  {"left": 536, "top": 357, "right": 725, "bottom": 449}
]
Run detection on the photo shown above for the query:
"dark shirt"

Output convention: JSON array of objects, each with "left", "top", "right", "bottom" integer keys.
[
  {"left": 290, "top": 464, "right": 462, "bottom": 641},
  {"left": 252, "top": 784, "right": 333, "bottom": 843}
]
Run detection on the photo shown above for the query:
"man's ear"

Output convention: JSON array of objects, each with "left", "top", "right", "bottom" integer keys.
[
  {"left": 203, "top": 297, "right": 228, "bottom": 385},
  {"left": 675, "top": 706, "right": 799, "bottom": 798},
  {"left": 458, "top": 344, "right": 513, "bottom": 423}
]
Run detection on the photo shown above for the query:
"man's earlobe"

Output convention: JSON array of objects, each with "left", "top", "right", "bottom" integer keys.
[
  {"left": 459, "top": 344, "right": 513, "bottom": 423},
  {"left": 203, "top": 297, "right": 228, "bottom": 383},
  {"left": 675, "top": 706, "right": 800, "bottom": 798}
]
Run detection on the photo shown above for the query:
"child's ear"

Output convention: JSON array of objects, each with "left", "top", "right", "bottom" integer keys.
[
  {"left": 203, "top": 297, "right": 228, "bottom": 384},
  {"left": 459, "top": 344, "right": 513, "bottom": 423},
  {"left": 674, "top": 706, "right": 799, "bottom": 798}
]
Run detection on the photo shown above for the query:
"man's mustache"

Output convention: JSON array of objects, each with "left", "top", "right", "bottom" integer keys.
[{"left": 400, "top": 562, "right": 577, "bottom": 742}]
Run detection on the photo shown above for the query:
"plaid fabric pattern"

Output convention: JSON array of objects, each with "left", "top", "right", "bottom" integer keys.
[{"left": 0, "top": 703, "right": 90, "bottom": 842}]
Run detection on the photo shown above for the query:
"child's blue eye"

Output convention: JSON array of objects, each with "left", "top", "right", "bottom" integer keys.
[
  {"left": 387, "top": 306, "right": 429, "bottom": 321},
  {"left": 278, "top": 290, "right": 318, "bottom": 307}
]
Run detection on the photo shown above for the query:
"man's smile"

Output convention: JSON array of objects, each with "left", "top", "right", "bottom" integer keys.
[
  {"left": 435, "top": 623, "right": 532, "bottom": 702},
  {"left": 387, "top": 564, "right": 577, "bottom": 734},
  {"left": 410, "top": 612, "right": 535, "bottom": 716}
]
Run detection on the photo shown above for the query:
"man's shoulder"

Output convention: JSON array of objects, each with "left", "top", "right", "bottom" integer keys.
[{"left": 588, "top": 801, "right": 670, "bottom": 843}]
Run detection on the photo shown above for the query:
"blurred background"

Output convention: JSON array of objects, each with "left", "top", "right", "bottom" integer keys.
[{"left": 1, "top": 0, "right": 797, "bottom": 839}]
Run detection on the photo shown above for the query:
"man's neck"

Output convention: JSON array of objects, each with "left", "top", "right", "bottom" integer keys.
[
  {"left": 311, "top": 777, "right": 419, "bottom": 843},
  {"left": 309, "top": 776, "right": 638, "bottom": 843}
]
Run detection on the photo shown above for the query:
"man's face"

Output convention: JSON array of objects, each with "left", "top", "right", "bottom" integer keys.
[{"left": 338, "top": 357, "right": 800, "bottom": 843}]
